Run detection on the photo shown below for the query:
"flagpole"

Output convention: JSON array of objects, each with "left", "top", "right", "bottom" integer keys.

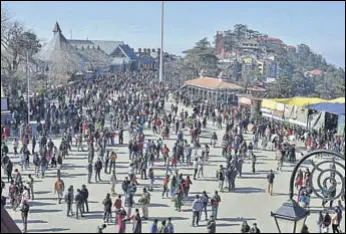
[{"left": 159, "top": 1, "right": 164, "bottom": 83}]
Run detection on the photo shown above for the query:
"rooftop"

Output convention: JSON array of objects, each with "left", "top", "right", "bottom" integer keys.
[
  {"left": 184, "top": 77, "right": 243, "bottom": 90},
  {"left": 255, "top": 37, "right": 282, "bottom": 43}
]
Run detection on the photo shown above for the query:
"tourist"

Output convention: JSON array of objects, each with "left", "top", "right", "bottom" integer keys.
[
  {"left": 102, "top": 193, "right": 112, "bottom": 223},
  {"left": 191, "top": 194, "right": 203, "bottom": 226},
  {"left": 20, "top": 199, "right": 30, "bottom": 233},
  {"left": 54, "top": 176, "right": 65, "bottom": 204},
  {"left": 267, "top": 169, "right": 275, "bottom": 196}
]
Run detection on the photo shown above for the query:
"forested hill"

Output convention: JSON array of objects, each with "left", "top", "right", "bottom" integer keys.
[{"left": 176, "top": 24, "right": 345, "bottom": 99}]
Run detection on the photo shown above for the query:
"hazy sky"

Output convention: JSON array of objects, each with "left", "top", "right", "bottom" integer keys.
[{"left": 3, "top": 1, "right": 345, "bottom": 67}]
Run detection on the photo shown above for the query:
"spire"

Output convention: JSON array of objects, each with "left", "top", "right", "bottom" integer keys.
[{"left": 53, "top": 22, "right": 62, "bottom": 34}]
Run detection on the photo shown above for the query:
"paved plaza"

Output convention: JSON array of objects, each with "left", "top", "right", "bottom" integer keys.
[{"left": 2, "top": 101, "right": 345, "bottom": 233}]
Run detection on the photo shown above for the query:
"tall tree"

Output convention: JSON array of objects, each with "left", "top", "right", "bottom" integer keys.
[{"left": 183, "top": 37, "right": 219, "bottom": 77}]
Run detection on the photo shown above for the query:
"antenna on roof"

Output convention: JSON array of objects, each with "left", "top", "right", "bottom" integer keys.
[{"left": 70, "top": 30, "right": 72, "bottom": 40}]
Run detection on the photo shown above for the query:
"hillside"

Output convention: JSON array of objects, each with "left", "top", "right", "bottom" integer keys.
[{"left": 167, "top": 24, "right": 345, "bottom": 99}]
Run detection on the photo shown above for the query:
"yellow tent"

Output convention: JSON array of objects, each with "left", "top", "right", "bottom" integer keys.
[
  {"left": 326, "top": 97, "right": 345, "bottom": 104},
  {"left": 268, "top": 97, "right": 326, "bottom": 107}
]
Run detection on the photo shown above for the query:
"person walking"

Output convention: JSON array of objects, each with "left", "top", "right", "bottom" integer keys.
[
  {"left": 75, "top": 189, "right": 84, "bottom": 219},
  {"left": 20, "top": 200, "right": 30, "bottom": 233},
  {"left": 110, "top": 170, "right": 117, "bottom": 196},
  {"left": 94, "top": 158, "right": 103, "bottom": 182},
  {"left": 139, "top": 188, "right": 150, "bottom": 220},
  {"left": 131, "top": 209, "right": 142, "bottom": 233},
  {"left": 65, "top": 186, "right": 74, "bottom": 217},
  {"left": 162, "top": 175, "right": 169, "bottom": 198},
  {"left": 201, "top": 191, "right": 209, "bottom": 221},
  {"left": 87, "top": 162, "right": 93, "bottom": 184},
  {"left": 26, "top": 174, "right": 34, "bottom": 200},
  {"left": 250, "top": 223, "right": 261, "bottom": 233},
  {"left": 158, "top": 220, "right": 169, "bottom": 233},
  {"left": 80, "top": 184, "right": 89, "bottom": 213},
  {"left": 150, "top": 219, "right": 159, "bottom": 233},
  {"left": 110, "top": 151, "right": 117, "bottom": 173},
  {"left": 193, "top": 158, "right": 198, "bottom": 180},
  {"left": 103, "top": 193, "right": 112, "bottom": 223},
  {"left": 167, "top": 217, "right": 174, "bottom": 233},
  {"left": 210, "top": 191, "right": 221, "bottom": 220},
  {"left": 251, "top": 153, "right": 257, "bottom": 173},
  {"left": 54, "top": 176, "right": 65, "bottom": 204},
  {"left": 266, "top": 169, "right": 275, "bottom": 196},
  {"left": 216, "top": 165, "right": 225, "bottom": 192},
  {"left": 207, "top": 215, "right": 216, "bottom": 233},
  {"left": 191, "top": 195, "right": 203, "bottom": 227}
]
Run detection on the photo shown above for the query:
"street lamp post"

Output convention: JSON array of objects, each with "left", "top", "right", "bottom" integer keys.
[
  {"left": 159, "top": 1, "right": 164, "bottom": 83},
  {"left": 271, "top": 150, "right": 345, "bottom": 233},
  {"left": 26, "top": 51, "right": 30, "bottom": 124}
]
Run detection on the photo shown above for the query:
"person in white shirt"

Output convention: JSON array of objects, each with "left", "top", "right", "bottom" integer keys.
[
  {"left": 193, "top": 158, "right": 198, "bottom": 180},
  {"left": 197, "top": 157, "right": 204, "bottom": 178}
]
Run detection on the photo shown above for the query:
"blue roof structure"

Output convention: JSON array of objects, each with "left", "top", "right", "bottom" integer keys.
[
  {"left": 120, "top": 44, "right": 137, "bottom": 60},
  {"left": 308, "top": 102, "right": 345, "bottom": 116}
]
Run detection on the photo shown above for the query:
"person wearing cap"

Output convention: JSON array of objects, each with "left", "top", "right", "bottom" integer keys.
[{"left": 207, "top": 215, "right": 216, "bottom": 233}]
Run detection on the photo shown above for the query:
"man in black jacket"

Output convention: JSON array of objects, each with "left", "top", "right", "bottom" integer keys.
[
  {"left": 94, "top": 158, "right": 103, "bottom": 182},
  {"left": 122, "top": 177, "right": 130, "bottom": 195},
  {"left": 80, "top": 185, "right": 89, "bottom": 213},
  {"left": 75, "top": 189, "right": 84, "bottom": 219},
  {"left": 103, "top": 193, "right": 112, "bottom": 223}
]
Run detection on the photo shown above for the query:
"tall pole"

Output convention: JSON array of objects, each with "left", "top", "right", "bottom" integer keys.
[
  {"left": 159, "top": 1, "right": 164, "bottom": 83},
  {"left": 26, "top": 51, "right": 30, "bottom": 124}
]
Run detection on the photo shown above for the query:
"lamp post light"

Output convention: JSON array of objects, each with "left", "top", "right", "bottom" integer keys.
[{"left": 271, "top": 150, "right": 345, "bottom": 233}]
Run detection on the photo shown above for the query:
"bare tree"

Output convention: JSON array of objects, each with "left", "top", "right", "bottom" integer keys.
[{"left": 1, "top": 6, "right": 11, "bottom": 48}]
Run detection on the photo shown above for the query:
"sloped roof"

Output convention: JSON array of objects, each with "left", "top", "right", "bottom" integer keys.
[
  {"left": 78, "top": 47, "right": 111, "bottom": 69},
  {"left": 184, "top": 77, "right": 243, "bottom": 90},
  {"left": 256, "top": 37, "right": 282, "bottom": 42},
  {"left": 269, "top": 97, "right": 326, "bottom": 107},
  {"left": 308, "top": 69, "right": 323, "bottom": 76},
  {"left": 119, "top": 44, "right": 137, "bottom": 60},
  {"left": 1, "top": 205, "right": 21, "bottom": 233},
  {"left": 308, "top": 102, "right": 345, "bottom": 115},
  {"left": 33, "top": 22, "right": 83, "bottom": 78},
  {"left": 91, "top": 40, "right": 123, "bottom": 55}
]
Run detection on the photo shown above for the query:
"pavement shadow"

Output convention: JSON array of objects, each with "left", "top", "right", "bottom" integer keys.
[
  {"left": 34, "top": 191, "right": 51, "bottom": 195},
  {"left": 27, "top": 228, "right": 70, "bottom": 233},
  {"left": 30, "top": 208, "right": 62, "bottom": 213},
  {"left": 29, "top": 201, "right": 56, "bottom": 207},
  {"left": 217, "top": 217, "right": 256, "bottom": 222},
  {"left": 233, "top": 187, "right": 265, "bottom": 194},
  {"left": 240, "top": 176, "right": 267, "bottom": 180},
  {"left": 148, "top": 203, "right": 169, "bottom": 208},
  {"left": 148, "top": 216, "right": 188, "bottom": 221},
  {"left": 14, "top": 219, "right": 48, "bottom": 224}
]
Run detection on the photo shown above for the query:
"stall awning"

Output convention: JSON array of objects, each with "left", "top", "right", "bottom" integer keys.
[{"left": 308, "top": 103, "right": 345, "bottom": 116}]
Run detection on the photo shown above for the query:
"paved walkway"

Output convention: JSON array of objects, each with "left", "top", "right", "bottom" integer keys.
[{"left": 2, "top": 101, "right": 344, "bottom": 233}]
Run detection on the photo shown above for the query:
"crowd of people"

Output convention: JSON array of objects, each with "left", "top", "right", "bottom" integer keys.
[{"left": 1, "top": 70, "right": 344, "bottom": 233}]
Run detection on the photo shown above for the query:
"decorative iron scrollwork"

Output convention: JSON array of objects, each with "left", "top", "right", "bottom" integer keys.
[{"left": 289, "top": 150, "right": 345, "bottom": 204}]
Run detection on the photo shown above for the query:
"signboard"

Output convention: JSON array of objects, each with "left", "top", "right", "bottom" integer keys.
[{"left": 1, "top": 97, "right": 9, "bottom": 111}]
